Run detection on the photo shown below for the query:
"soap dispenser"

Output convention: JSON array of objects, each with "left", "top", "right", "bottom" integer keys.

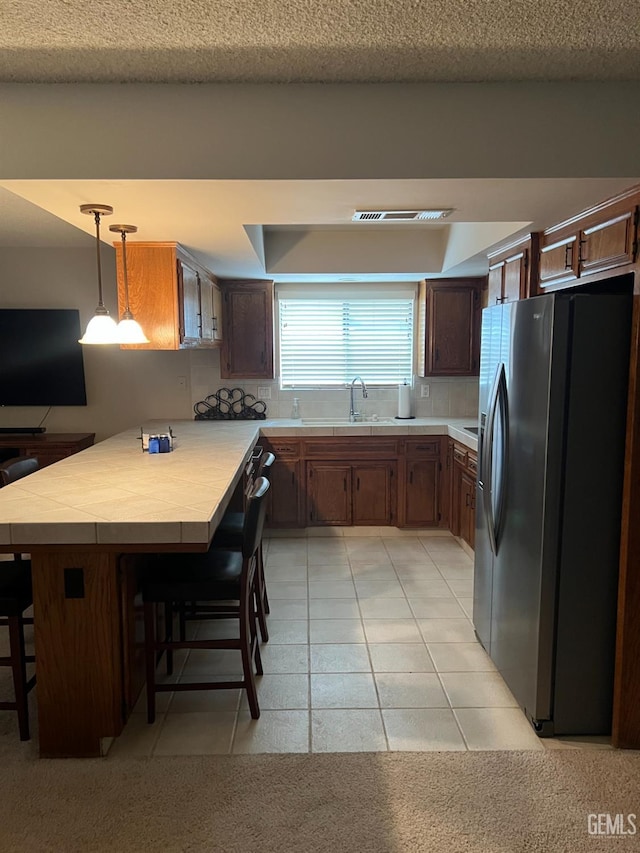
[{"left": 291, "top": 397, "right": 301, "bottom": 419}]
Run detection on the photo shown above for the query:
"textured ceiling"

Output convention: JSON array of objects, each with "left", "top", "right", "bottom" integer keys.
[{"left": 1, "top": 0, "right": 639, "bottom": 82}]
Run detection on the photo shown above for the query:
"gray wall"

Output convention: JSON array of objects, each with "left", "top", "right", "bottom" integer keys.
[{"left": 2, "top": 83, "right": 640, "bottom": 180}]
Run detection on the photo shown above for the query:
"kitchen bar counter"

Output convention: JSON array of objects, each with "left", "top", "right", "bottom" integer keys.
[
  {"left": 0, "top": 419, "right": 476, "bottom": 550},
  {"left": 0, "top": 417, "right": 475, "bottom": 757}
]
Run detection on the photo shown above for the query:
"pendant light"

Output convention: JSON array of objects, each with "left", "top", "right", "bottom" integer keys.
[
  {"left": 78, "top": 204, "right": 120, "bottom": 345},
  {"left": 109, "top": 223, "right": 150, "bottom": 344}
]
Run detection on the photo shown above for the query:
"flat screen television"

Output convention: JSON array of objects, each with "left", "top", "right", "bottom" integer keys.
[{"left": 0, "top": 309, "right": 88, "bottom": 406}]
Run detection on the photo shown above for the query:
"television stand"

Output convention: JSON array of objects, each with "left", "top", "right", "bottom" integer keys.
[{"left": 0, "top": 426, "right": 47, "bottom": 435}]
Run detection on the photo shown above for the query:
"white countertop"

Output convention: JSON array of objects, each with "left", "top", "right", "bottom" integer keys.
[{"left": 0, "top": 418, "right": 477, "bottom": 549}]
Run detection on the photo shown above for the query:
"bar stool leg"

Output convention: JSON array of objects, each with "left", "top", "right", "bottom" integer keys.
[
  {"left": 240, "top": 574, "right": 260, "bottom": 719},
  {"left": 8, "top": 615, "right": 30, "bottom": 741},
  {"left": 143, "top": 601, "right": 158, "bottom": 724}
]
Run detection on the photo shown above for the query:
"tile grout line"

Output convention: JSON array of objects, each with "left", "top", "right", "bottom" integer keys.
[{"left": 349, "top": 550, "right": 390, "bottom": 751}]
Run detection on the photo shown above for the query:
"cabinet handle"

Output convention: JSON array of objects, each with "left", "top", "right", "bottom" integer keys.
[
  {"left": 435, "top": 348, "right": 440, "bottom": 363},
  {"left": 344, "top": 478, "right": 347, "bottom": 491},
  {"left": 356, "top": 477, "right": 360, "bottom": 491},
  {"left": 564, "top": 243, "right": 573, "bottom": 270},
  {"left": 212, "top": 317, "right": 217, "bottom": 332},
  {"left": 578, "top": 238, "right": 587, "bottom": 265},
  {"left": 291, "top": 472, "right": 295, "bottom": 485}
]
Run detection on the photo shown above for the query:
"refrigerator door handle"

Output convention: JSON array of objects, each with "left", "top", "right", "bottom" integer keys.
[
  {"left": 493, "top": 365, "right": 509, "bottom": 553},
  {"left": 483, "top": 362, "right": 507, "bottom": 555}
]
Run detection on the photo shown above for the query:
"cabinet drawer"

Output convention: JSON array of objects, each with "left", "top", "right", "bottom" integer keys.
[
  {"left": 404, "top": 438, "right": 441, "bottom": 457},
  {"left": 263, "top": 439, "right": 300, "bottom": 459},
  {"left": 467, "top": 452, "right": 478, "bottom": 475},
  {"left": 303, "top": 438, "right": 399, "bottom": 459},
  {"left": 452, "top": 446, "right": 467, "bottom": 467}
]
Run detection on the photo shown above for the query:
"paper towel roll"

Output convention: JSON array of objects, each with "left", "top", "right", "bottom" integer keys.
[{"left": 397, "top": 383, "right": 411, "bottom": 419}]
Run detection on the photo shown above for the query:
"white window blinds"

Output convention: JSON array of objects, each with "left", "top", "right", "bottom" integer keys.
[{"left": 278, "top": 286, "right": 415, "bottom": 387}]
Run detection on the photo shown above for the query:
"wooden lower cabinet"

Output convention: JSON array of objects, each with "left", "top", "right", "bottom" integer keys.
[
  {"left": 459, "top": 471, "right": 476, "bottom": 549},
  {"left": 450, "top": 439, "right": 477, "bottom": 549},
  {"left": 352, "top": 463, "right": 397, "bottom": 525},
  {"left": 402, "top": 457, "right": 440, "bottom": 526},
  {"left": 399, "top": 437, "right": 447, "bottom": 528},
  {"left": 307, "top": 462, "right": 352, "bottom": 525},
  {"left": 260, "top": 433, "right": 474, "bottom": 539},
  {"left": 307, "top": 461, "right": 396, "bottom": 526},
  {"left": 267, "top": 459, "right": 303, "bottom": 527}
]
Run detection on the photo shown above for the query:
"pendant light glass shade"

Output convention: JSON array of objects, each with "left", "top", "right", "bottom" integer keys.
[
  {"left": 78, "top": 204, "right": 120, "bottom": 345},
  {"left": 109, "top": 223, "right": 150, "bottom": 345},
  {"left": 79, "top": 311, "right": 120, "bottom": 345}
]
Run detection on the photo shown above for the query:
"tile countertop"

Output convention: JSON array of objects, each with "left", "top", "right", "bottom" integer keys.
[
  {"left": 0, "top": 418, "right": 477, "bottom": 549},
  {"left": 261, "top": 417, "right": 478, "bottom": 451}
]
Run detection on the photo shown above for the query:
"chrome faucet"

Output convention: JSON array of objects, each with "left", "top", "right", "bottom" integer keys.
[{"left": 349, "top": 376, "right": 368, "bottom": 422}]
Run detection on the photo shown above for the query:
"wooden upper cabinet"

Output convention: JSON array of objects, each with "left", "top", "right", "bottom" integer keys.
[
  {"left": 179, "top": 260, "right": 201, "bottom": 345},
  {"left": 418, "top": 278, "right": 482, "bottom": 377},
  {"left": 486, "top": 236, "right": 539, "bottom": 305},
  {"left": 539, "top": 231, "right": 580, "bottom": 289},
  {"left": 198, "top": 274, "right": 223, "bottom": 344},
  {"left": 220, "top": 279, "right": 274, "bottom": 379},
  {"left": 579, "top": 210, "right": 637, "bottom": 277},
  {"left": 537, "top": 188, "right": 640, "bottom": 292},
  {"left": 114, "top": 241, "right": 222, "bottom": 350}
]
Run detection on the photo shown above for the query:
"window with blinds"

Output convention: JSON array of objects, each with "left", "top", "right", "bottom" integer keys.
[{"left": 278, "top": 286, "right": 415, "bottom": 387}]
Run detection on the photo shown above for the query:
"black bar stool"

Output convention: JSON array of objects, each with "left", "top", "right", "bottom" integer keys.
[
  {"left": 142, "top": 477, "right": 270, "bottom": 722},
  {"left": 0, "top": 455, "right": 40, "bottom": 741},
  {"left": 211, "top": 451, "right": 275, "bottom": 641}
]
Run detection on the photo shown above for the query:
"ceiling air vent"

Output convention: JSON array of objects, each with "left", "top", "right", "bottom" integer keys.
[{"left": 352, "top": 209, "right": 453, "bottom": 222}]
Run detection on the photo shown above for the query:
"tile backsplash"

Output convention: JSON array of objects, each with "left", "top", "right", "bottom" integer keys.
[{"left": 190, "top": 350, "right": 479, "bottom": 421}]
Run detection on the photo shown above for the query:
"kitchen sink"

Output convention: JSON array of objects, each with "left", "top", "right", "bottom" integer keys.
[
  {"left": 463, "top": 426, "right": 479, "bottom": 434},
  {"left": 300, "top": 417, "right": 396, "bottom": 425}
]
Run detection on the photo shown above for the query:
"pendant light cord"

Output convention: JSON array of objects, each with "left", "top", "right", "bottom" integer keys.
[
  {"left": 94, "top": 211, "right": 105, "bottom": 310},
  {"left": 121, "top": 230, "right": 132, "bottom": 315}
]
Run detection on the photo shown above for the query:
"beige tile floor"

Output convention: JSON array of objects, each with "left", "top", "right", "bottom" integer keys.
[{"left": 109, "top": 532, "right": 579, "bottom": 757}]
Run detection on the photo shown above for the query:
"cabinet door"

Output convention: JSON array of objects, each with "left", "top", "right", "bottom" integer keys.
[
  {"left": 460, "top": 471, "right": 476, "bottom": 549},
  {"left": 221, "top": 280, "right": 274, "bottom": 379},
  {"left": 580, "top": 211, "right": 636, "bottom": 277},
  {"left": 403, "top": 458, "right": 439, "bottom": 526},
  {"left": 307, "top": 463, "right": 351, "bottom": 526},
  {"left": 211, "top": 282, "right": 223, "bottom": 342},
  {"left": 178, "top": 261, "right": 201, "bottom": 345},
  {"left": 424, "top": 281, "right": 480, "bottom": 376},
  {"left": 199, "top": 275, "right": 215, "bottom": 343},
  {"left": 539, "top": 235, "right": 579, "bottom": 288},
  {"left": 503, "top": 252, "right": 526, "bottom": 303},
  {"left": 487, "top": 263, "right": 504, "bottom": 307},
  {"left": 114, "top": 243, "right": 181, "bottom": 350},
  {"left": 266, "top": 459, "right": 302, "bottom": 528},
  {"left": 352, "top": 463, "right": 396, "bottom": 525}
]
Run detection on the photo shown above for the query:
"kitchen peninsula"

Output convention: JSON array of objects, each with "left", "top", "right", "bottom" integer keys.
[{"left": 0, "top": 418, "right": 477, "bottom": 757}]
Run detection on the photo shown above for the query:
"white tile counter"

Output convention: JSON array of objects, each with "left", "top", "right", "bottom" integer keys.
[
  {"left": 0, "top": 420, "right": 261, "bottom": 548},
  {"left": 0, "top": 418, "right": 477, "bottom": 549}
]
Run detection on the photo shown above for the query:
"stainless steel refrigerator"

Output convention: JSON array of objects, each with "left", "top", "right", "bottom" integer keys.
[{"left": 473, "top": 291, "right": 632, "bottom": 735}]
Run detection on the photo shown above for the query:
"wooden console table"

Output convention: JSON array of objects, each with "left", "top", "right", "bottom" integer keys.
[{"left": 0, "top": 433, "right": 95, "bottom": 467}]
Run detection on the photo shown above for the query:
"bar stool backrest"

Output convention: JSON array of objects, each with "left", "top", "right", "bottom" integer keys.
[
  {"left": 0, "top": 456, "right": 39, "bottom": 487},
  {"left": 242, "top": 476, "right": 270, "bottom": 561}
]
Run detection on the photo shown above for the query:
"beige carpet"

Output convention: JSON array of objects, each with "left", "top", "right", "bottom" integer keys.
[{"left": 1, "top": 749, "right": 639, "bottom": 852}]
